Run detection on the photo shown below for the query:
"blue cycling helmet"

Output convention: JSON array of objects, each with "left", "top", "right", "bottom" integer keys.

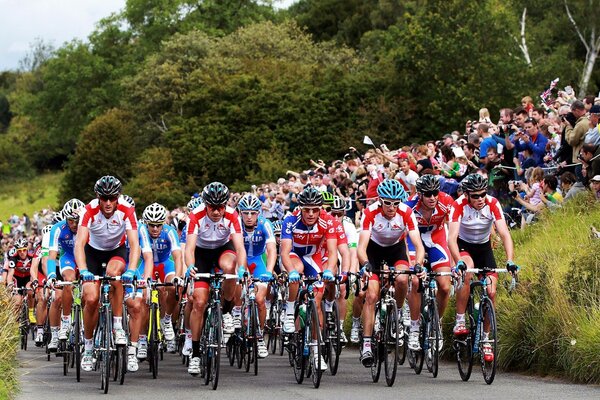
[
  {"left": 272, "top": 220, "right": 282, "bottom": 234},
  {"left": 377, "top": 179, "right": 407, "bottom": 202},
  {"left": 238, "top": 194, "right": 262, "bottom": 212},
  {"left": 187, "top": 197, "right": 203, "bottom": 212}
]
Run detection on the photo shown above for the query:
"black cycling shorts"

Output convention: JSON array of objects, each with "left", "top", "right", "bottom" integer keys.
[
  {"left": 366, "top": 240, "right": 409, "bottom": 274},
  {"left": 457, "top": 238, "right": 497, "bottom": 270},
  {"left": 84, "top": 244, "right": 127, "bottom": 276}
]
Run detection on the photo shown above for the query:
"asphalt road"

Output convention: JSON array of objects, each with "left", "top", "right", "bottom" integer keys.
[{"left": 17, "top": 339, "right": 600, "bottom": 400}]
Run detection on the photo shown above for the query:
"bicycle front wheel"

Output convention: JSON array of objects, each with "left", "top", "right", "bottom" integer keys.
[
  {"left": 425, "top": 299, "right": 440, "bottom": 378},
  {"left": 101, "top": 308, "right": 112, "bottom": 394},
  {"left": 480, "top": 298, "right": 497, "bottom": 385},
  {"left": 149, "top": 304, "right": 159, "bottom": 379},
  {"left": 308, "top": 301, "right": 323, "bottom": 388},
  {"left": 292, "top": 304, "right": 306, "bottom": 384},
  {"left": 383, "top": 301, "right": 399, "bottom": 386},
  {"left": 251, "top": 303, "right": 259, "bottom": 376},
  {"left": 73, "top": 304, "right": 82, "bottom": 382},
  {"left": 209, "top": 305, "right": 222, "bottom": 390}
]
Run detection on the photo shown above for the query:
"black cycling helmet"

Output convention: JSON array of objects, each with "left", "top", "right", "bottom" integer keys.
[
  {"left": 297, "top": 187, "right": 323, "bottom": 207},
  {"left": 331, "top": 195, "right": 346, "bottom": 212},
  {"left": 415, "top": 174, "right": 441, "bottom": 193},
  {"left": 94, "top": 175, "right": 122, "bottom": 197},
  {"left": 461, "top": 173, "right": 488, "bottom": 193},
  {"left": 202, "top": 182, "right": 230, "bottom": 206}
]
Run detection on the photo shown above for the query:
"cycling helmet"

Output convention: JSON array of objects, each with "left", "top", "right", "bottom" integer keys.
[
  {"left": 187, "top": 197, "right": 203, "bottom": 212},
  {"left": 62, "top": 198, "right": 85, "bottom": 220},
  {"left": 377, "top": 179, "right": 407, "bottom": 202},
  {"left": 297, "top": 187, "right": 323, "bottom": 207},
  {"left": 143, "top": 203, "right": 168, "bottom": 224},
  {"left": 461, "top": 173, "right": 488, "bottom": 193},
  {"left": 94, "top": 175, "right": 122, "bottom": 196},
  {"left": 52, "top": 210, "right": 64, "bottom": 224},
  {"left": 321, "top": 191, "right": 335, "bottom": 206},
  {"left": 202, "top": 182, "right": 230, "bottom": 206},
  {"left": 42, "top": 225, "right": 52, "bottom": 236},
  {"left": 415, "top": 174, "right": 441, "bottom": 193},
  {"left": 272, "top": 220, "right": 282, "bottom": 235},
  {"left": 238, "top": 194, "right": 262, "bottom": 212},
  {"left": 331, "top": 195, "right": 347, "bottom": 212},
  {"left": 122, "top": 194, "right": 135, "bottom": 207},
  {"left": 14, "top": 238, "right": 28, "bottom": 250}
]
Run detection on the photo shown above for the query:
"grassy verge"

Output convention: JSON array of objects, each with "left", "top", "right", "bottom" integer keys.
[
  {"left": 0, "top": 289, "right": 19, "bottom": 400},
  {"left": 0, "top": 171, "right": 63, "bottom": 220}
]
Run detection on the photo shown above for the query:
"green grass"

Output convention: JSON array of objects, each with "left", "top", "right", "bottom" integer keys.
[
  {"left": 0, "top": 172, "right": 63, "bottom": 220},
  {"left": 0, "top": 290, "right": 19, "bottom": 400}
]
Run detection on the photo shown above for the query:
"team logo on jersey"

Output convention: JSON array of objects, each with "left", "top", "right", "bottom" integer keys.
[{"left": 110, "top": 219, "right": 119, "bottom": 226}]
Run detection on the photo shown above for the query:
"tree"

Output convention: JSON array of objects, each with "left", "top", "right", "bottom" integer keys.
[
  {"left": 125, "top": 147, "right": 188, "bottom": 209},
  {"left": 18, "top": 38, "right": 55, "bottom": 72},
  {"left": 59, "top": 109, "right": 137, "bottom": 202}
]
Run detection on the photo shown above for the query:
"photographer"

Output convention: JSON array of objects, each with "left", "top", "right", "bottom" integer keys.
[
  {"left": 511, "top": 117, "right": 548, "bottom": 167},
  {"left": 553, "top": 105, "right": 575, "bottom": 172},
  {"left": 565, "top": 100, "right": 589, "bottom": 166},
  {"left": 579, "top": 144, "right": 600, "bottom": 184}
]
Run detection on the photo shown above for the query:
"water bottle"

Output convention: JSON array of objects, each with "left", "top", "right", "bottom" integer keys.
[
  {"left": 380, "top": 301, "right": 387, "bottom": 321},
  {"left": 473, "top": 302, "right": 480, "bottom": 323},
  {"left": 299, "top": 304, "right": 307, "bottom": 329}
]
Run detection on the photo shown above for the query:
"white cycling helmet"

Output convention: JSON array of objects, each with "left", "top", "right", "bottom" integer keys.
[
  {"left": 62, "top": 198, "right": 85, "bottom": 220},
  {"left": 143, "top": 203, "right": 168, "bottom": 224}
]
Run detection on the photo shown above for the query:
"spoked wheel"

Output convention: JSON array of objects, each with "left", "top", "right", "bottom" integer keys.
[
  {"left": 413, "top": 315, "right": 425, "bottom": 375},
  {"left": 480, "top": 299, "right": 497, "bottom": 385},
  {"left": 397, "top": 324, "right": 407, "bottom": 366},
  {"left": 455, "top": 305, "right": 474, "bottom": 381},
  {"left": 383, "top": 301, "right": 399, "bottom": 386},
  {"left": 61, "top": 341, "right": 70, "bottom": 376},
  {"left": 149, "top": 308, "right": 159, "bottom": 379},
  {"left": 324, "top": 302, "right": 341, "bottom": 376},
  {"left": 308, "top": 303, "right": 323, "bottom": 388},
  {"left": 117, "top": 345, "right": 127, "bottom": 385},
  {"left": 209, "top": 306, "right": 222, "bottom": 390},
  {"left": 267, "top": 301, "right": 281, "bottom": 355},
  {"left": 251, "top": 305, "right": 259, "bottom": 376},
  {"left": 292, "top": 303, "right": 306, "bottom": 384},
  {"left": 226, "top": 336, "right": 235, "bottom": 366},
  {"left": 425, "top": 300, "right": 440, "bottom": 378},
  {"left": 74, "top": 305, "right": 81, "bottom": 382},
  {"left": 100, "top": 311, "right": 112, "bottom": 394},
  {"left": 236, "top": 335, "right": 244, "bottom": 369}
]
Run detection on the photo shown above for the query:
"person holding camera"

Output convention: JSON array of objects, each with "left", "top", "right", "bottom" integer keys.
[
  {"left": 511, "top": 117, "right": 548, "bottom": 167},
  {"left": 565, "top": 100, "right": 589, "bottom": 165},
  {"left": 579, "top": 143, "right": 600, "bottom": 184}
]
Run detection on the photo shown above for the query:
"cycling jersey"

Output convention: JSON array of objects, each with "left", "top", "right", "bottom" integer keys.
[
  {"left": 49, "top": 220, "right": 76, "bottom": 256},
  {"left": 242, "top": 216, "right": 275, "bottom": 258},
  {"left": 80, "top": 198, "right": 138, "bottom": 251},
  {"left": 139, "top": 223, "right": 181, "bottom": 264},
  {"left": 187, "top": 205, "right": 242, "bottom": 249},
  {"left": 282, "top": 212, "right": 336, "bottom": 258},
  {"left": 8, "top": 249, "right": 35, "bottom": 279},
  {"left": 361, "top": 201, "right": 418, "bottom": 247},
  {"left": 40, "top": 228, "right": 51, "bottom": 258},
  {"left": 342, "top": 216, "right": 358, "bottom": 249},
  {"left": 449, "top": 194, "right": 504, "bottom": 244}
]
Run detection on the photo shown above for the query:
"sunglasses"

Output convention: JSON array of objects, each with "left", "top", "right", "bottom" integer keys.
[
  {"left": 148, "top": 223, "right": 163, "bottom": 229},
  {"left": 468, "top": 192, "right": 486, "bottom": 199},
  {"left": 323, "top": 206, "right": 332, "bottom": 212},
  {"left": 331, "top": 211, "right": 344, "bottom": 217},
  {"left": 301, "top": 207, "right": 321, "bottom": 214},
  {"left": 99, "top": 195, "right": 119, "bottom": 202},
  {"left": 421, "top": 190, "right": 439, "bottom": 198},
  {"left": 381, "top": 199, "right": 401, "bottom": 207},
  {"left": 241, "top": 211, "right": 259, "bottom": 216},
  {"left": 17, "top": 247, "right": 28, "bottom": 251},
  {"left": 207, "top": 204, "right": 225, "bottom": 211}
]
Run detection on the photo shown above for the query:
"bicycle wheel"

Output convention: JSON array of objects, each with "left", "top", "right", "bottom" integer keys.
[
  {"left": 371, "top": 307, "right": 382, "bottom": 383},
  {"left": 397, "top": 323, "right": 407, "bottom": 366},
  {"left": 73, "top": 305, "right": 82, "bottom": 382},
  {"left": 235, "top": 334, "right": 243, "bottom": 369},
  {"left": 117, "top": 344, "right": 127, "bottom": 385},
  {"left": 455, "top": 300, "right": 474, "bottom": 381},
  {"left": 209, "top": 305, "right": 222, "bottom": 390},
  {"left": 20, "top": 304, "right": 28, "bottom": 351},
  {"left": 292, "top": 304, "right": 306, "bottom": 384},
  {"left": 412, "top": 314, "right": 425, "bottom": 375},
  {"left": 101, "top": 308, "right": 112, "bottom": 394},
  {"left": 268, "top": 300, "right": 280, "bottom": 355},
  {"left": 384, "top": 301, "right": 399, "bottom": 387},
  {"left": 308, "top": 302, "right": 323, "bottom": 388},
  {"left": 480, "top": 298, "right": 497, "bottom": 385},
  {"left": 251, "top": 303, "right": 259, "bottom": 376},
  {"left": 425, "top": 299, "right": 440, "bottom": 378},
  {"left": 44, "top": 316, "right": 51, "bottom": 361},
  {"left": 62, "top": 340, "right": 70, "bottom": 376},
  {"left": 149, "top": 304, "right": 159, "bottom": 379},
  {"left": 328, "top": 302, "right": 342, "bottom": 376}
]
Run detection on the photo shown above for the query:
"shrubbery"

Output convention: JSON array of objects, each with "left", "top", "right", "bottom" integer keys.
[{"left": 0, "top": 289, "right": 19, "bottom": 399}]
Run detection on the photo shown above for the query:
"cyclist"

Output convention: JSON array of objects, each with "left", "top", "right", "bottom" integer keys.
[
  {"left": 448, "top": 173, "right": 518, "bottom": 362},
  {"left": 357, "top": 179, "right": 425, "bottom": 367},
  {"left": 280, "top": 186, "right": 338, "bottom": 371},
  {"left": 405, "top": 174, "right": 454, "bottom": 350},
  {"left": 237, "top": 193, "right": 277, "bottom": 358},
  {"left": 184, "top": 182, "right": 247, "bottom": 376},
  {"left": 74, "top": 176, "right": 141, "bottom": 372},
  {"left": 330, "top": 195, "right": 358, "bottom": 344},
  {"left": 44, "top": 199, "right": 86, "bottom": 350},
  {"left": 138, "top": 203, "right": 184, "bottom": 354}
]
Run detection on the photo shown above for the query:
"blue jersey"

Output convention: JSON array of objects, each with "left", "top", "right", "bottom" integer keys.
[
  {"left": 242, "top": 216, "right": 275, "bottom": 258},
  {"left": 48, "top": 220, "right": 76, "bottom": 256},
  {"left": 179, "top": 223, "right": 188, "bottom": 244},
  {"left": 139, "top": 223, "right": 181, "bottom": 264}
]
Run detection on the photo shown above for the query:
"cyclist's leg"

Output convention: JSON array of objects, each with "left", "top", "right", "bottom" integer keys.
[
  {"left": 59, "top": 254, "right": 76, "bottom": 320},
  {"left": 286, "top": 253, "right": 305, "bottom": 303},
  {"left": 106, "top": 254, "right": 126, "bottom": 319},
  {"left": 217, "top": 243, "right": 237, "bottom": 302},
  {"left": 159, "top": 259, "right": 177, "bottom": 316},
  {"left": 250, "top": 255, "right": 268, "bottom": 328},
  {"left": 429, "top": 241, "right": 452, "bottom": 317},
  {"left": 82, "top": 244, "right": 103, "bottom": 342}
]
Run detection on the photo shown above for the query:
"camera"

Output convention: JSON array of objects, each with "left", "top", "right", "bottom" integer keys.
[
  {"left": 509, "top": 190, "right": 518, "bottom": 198},
  {"left": 577, "top": 154, "right": 584, "bottom": 161}
]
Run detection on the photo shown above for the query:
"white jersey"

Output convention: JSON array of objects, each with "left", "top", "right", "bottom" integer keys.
[
  {"left": 361, "top": 201, "right": 418, "bottom": 247},
  {"left": 80, "top": 198, "right": 138, "bottom": 251},
  {"left": 449, "top": 194, "right": 504, "bottom": 244},
  {"left": 186, "top": 204, "right": 242, "bottom": 249},
  {"left": 342, "top": 216, "right": 358, "bottom": 248}
]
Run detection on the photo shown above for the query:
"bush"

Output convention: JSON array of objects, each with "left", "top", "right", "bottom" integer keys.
[{"left": 0, "top": 289, "right": 19, "bottom": 399}]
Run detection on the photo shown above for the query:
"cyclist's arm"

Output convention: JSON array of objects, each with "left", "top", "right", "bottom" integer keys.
[
  {"left": 349, "top": 246, "right": 359, "bottom": 274},
  {"left": 280, "top": 239, "right": 294, "bottom": 272},
  {"left": 142, "top": 250, "right": 153, "bottom": 281},
  {"left": 407, "top": 229, "right": 425, "bottom": 266},
  {"left": 6, "top": 266, "right": 14, "bottom": 286},
  {"left": 184, "top": 233, "right": 197, "bottom": 268},
  {"left": 265, "top": 242, "right": 277, "bottom": 273},
  {"left": 30, "top": 257, "right": 40, "bottom": 283},
  {"left": 325, "top": 238, "right": 338, "bottom": 271},
  {"left": 494, "top": 218, "right": 515, "bottom": 262},
  {"left": 357, "top": 230, "right": 371, "bottom": 266},
  {"left": 126, "top": 229, "right": 140, "bottom": 272},
  {"left": 74, "top": 225, "right": 89, "bottom": 271},
  {"left": 448, "top": 221, "right": 461, "bottom": 263},
  {"left": 172, "top": 249, "right": 184, "bottom": 277},
  {"left": 338, "top": 242, "right": 350, "bottom": 274},
  {"left": 231, "top": 232, "right": 247, "bottom": 269}
]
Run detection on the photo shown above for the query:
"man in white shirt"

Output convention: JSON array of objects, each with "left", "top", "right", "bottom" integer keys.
[{"left": 395, "top": 159, "right": 419, "bottom": 195}]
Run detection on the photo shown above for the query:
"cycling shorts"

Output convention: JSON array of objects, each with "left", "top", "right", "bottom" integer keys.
[
  {"left": 138, "top": 258, "right": 176, "bottom": 283},
  {"left": 84, "top": 244, "right": 127, "bottom": 276},
  {"left": 366, "top": 240, "right": 409, "bottom": 282},
  {"left": 59, "top": 253, "right": 78, "bottom": 275},
  {"left": 193, "top": 242, "right": 236, "bottom": 289},
  {"left": 457, "top": 238, "right": 497, "bottom": 278},
  {"left": 248, "top": 254, "right": 268, "bottom": 278},
  {"left": 408, "top": 231, "right": 451, "bottom": 270}
]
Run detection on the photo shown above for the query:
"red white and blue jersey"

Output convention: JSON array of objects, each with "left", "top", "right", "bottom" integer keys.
[
  {"left": 187, "top": 204, "right": 242, "bottom": 249},
  {"left": 281, "top": 212, "right": 336, "bottom": 258},
  {"left": 449, "top": 194, "right": 504, "bottom": 244},
  {"left": 80, "top": 198, "right": 138, "bottom": 251},
  {"left": 48, "top": 220, "right": 76, "bottom": 256},
  {"left": 361, "top": 201, "right": 418, "bottom": 247}
]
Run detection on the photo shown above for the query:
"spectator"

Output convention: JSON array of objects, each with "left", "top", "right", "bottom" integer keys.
[
  {"left": 554, "top": 105, "right": 575, "bottom": 172},
  {"left": 415, "top": 145, "right": 433, "bottom": 174},
  {"left": 560, "top": 171, "right": 586, "bottom": 201},
  {"left": 565, "top": 100, "right": 589, "bottom": 165},
  {"left": 512, "top": 117, "right": 548, "bottom": 167},
  {"left": 521, "top": 95, "right": 534, "bottom": 115},
  {"left": 584, "top": 104, "right": 600, "bottom": 146},
  {"left": 591, "top": 175, "right": 600, "bottom": 200},
  {"left": 395, "top": 158, "right": 419, "bottom": 195},
  {"left": 580, "top": 143, "right": 600, "bottom": 183}
]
